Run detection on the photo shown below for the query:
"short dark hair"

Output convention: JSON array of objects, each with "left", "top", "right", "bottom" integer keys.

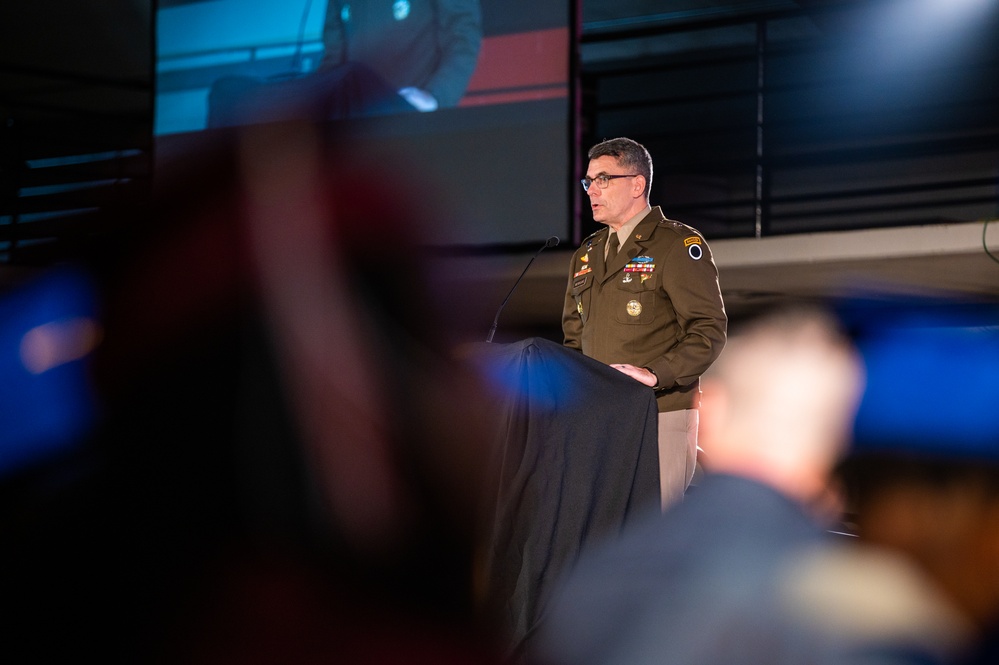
[{"left": 588, "top": 137, "right": 653, "bottom": 199}]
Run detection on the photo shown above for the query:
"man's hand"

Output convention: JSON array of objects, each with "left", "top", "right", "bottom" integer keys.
[
  {"left": 398, "top": 87, "right": 439, "bottom": 112},
  {"left": 610, "top": 363, "right": 657, "bottom": 388}
]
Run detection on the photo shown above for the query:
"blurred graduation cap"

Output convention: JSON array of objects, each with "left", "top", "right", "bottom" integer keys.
[{"left": 847, "top": 301, "right": 999, "bottom": 462}]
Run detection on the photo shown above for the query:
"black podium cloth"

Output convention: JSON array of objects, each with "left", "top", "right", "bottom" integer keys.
[{"left": 470, "top": 337, "right": 660, "bottom": 654}]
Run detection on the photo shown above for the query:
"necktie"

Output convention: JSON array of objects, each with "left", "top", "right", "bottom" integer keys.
[{"left": 607, "top": 233, "right": 619, "bottom": 260}]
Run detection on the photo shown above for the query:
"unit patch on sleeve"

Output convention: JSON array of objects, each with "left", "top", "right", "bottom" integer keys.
[{"left": 684, "top": 236, "right": 703, "bottom": 260}]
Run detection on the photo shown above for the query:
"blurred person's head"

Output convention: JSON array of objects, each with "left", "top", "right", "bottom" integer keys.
[
  {"left": 91, "top": 120, "right": 496, "bottom": 555},
  {"left": 698, "top": 305, "right": 864, "bottom": 507},
  {"left": 839, "top": 313, "right": 999, "bottom": 631},
  {"left": 5, "top": 119, "right": 502, "bottom": 662}
]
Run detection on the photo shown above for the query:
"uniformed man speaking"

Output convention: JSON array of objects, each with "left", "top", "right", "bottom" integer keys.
[{"left": 563, "top": 137, "right": 727, "bottom": 508}]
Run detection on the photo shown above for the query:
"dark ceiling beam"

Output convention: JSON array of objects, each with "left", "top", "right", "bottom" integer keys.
[{"left": 580, "top": 0, "right": 866, "bottom": 44}]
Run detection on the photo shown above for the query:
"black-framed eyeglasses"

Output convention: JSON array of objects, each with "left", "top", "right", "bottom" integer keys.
[{"left": 580, "top": 174, "right": 639, "bottom": 192}]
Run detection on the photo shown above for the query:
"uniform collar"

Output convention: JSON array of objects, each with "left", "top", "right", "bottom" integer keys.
[
  {"left": 611, "top": 204, "right": 652, "bottom": 247},
  {"left": 597, "top": 206, "right": 662, "bottom": 284}
]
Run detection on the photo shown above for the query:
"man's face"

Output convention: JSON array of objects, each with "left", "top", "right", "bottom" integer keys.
[{"left": 585, "top": 155, "right": 643, "bottom": 230}]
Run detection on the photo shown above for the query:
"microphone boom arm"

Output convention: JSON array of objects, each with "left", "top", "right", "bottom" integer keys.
[{"left": 486, "top": 236, "right": 559, "bottom": 343}]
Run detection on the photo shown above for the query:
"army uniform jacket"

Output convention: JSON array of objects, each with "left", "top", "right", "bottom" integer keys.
[{"left": 562, "top": 207, "right": 727, "bottom": 413}]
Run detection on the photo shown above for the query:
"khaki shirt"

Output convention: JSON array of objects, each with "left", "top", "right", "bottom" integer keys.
[{"left": 562, "top": 207, "right": 727, "bottom": 412}]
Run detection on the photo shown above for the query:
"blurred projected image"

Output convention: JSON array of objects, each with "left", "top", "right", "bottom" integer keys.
[
  {"left": 205, "top": 0, "right": 482, "bottom": 128},
  {"left": 156, "top": 0, "right": 567, "bottom": 134},
  {"left": 155, "top": 0, "right": 573, "bottom": 247}
]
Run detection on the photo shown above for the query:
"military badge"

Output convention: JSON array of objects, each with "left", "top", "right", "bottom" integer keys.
[
  {"left": 684, "top": 236, "right": 703, "bottom": 260},
  {"left": 624, "top": 260, "right": 655, "bottom": 273},
  {"left": 626, "top": 300, "right": 642, "bottom": 317},
  {"left": 574, "top": 266, "right": 592, "bottom": 278}
]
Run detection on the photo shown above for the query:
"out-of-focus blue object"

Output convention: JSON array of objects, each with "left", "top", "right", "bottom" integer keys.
[
  {"left": 0, "top": 268, "right": 99, "bottom": 477},
  {"left": 852, "top": 312, "right": 999, "bottom": 461}
]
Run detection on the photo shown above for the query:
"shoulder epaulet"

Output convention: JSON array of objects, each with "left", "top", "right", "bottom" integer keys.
[
  {"left": 658, "top": 218, "right": 705, "bottom": 240},
  {"left": 582, "top": 227, "right": 606, "bottom": 249}
]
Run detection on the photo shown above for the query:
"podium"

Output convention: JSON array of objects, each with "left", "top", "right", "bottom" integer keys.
[{"left": 470, "top": 337, "right": 660, "bottom": 653}]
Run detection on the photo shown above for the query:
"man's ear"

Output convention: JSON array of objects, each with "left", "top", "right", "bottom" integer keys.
[{"left": 632, "top": 175, "right": 646, "bottom": 199}]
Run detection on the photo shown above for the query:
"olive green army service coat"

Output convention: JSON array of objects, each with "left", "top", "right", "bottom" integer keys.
[{"left": 562, "top": 207, "right": 727, "bottom": 413}]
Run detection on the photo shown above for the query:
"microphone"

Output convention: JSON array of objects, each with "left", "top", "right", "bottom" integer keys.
[{"left": 486, "top": 236, "right": 560, "bottom": 343}]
